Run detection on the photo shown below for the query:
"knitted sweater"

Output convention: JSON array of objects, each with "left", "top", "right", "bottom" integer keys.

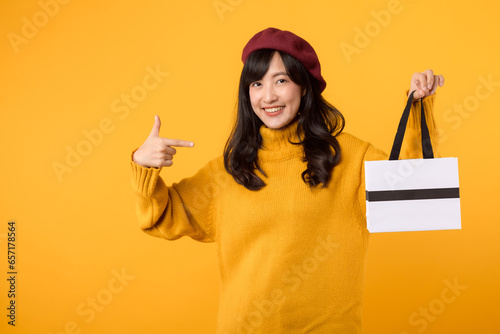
[{"left": 130, "top": 95, "right": 438, "bottom": 333}]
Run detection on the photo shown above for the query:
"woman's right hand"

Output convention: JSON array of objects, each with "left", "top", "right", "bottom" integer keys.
[{"left": 132, "top": 115, "right": 194, "bottom": 168}]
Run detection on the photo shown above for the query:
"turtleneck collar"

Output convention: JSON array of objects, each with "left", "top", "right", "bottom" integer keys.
[{"left": 258, "top": 118, "right": 304, "bottom": 162}]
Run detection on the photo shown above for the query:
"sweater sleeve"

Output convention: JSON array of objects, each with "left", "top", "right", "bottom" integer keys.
[
  {"left": 357, "top": 92, "right": 441, "bottom": 220},
  {"left": 130, "top": 153, "right": 217, "bottom": 243}
]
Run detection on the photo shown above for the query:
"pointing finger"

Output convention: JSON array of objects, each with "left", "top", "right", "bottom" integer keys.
[{"left": 163, "top": 138, "right": 194, "bottom": 147}]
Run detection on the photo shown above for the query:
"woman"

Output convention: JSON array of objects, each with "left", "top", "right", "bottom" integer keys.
[{"left": 131, "top": 27, "right": 444, "bottom": 334}]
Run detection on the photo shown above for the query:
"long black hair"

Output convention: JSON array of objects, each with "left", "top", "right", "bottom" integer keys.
[{"left": 223, "top": 49, "right": 345, "bottom": 191}]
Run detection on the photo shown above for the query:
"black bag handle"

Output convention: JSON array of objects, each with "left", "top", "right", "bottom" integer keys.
[{"left": 389, "top": 90, "right": 434, "bottom": 160}]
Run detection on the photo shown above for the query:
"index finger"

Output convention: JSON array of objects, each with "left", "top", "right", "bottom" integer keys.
[{"left": 162, "top": 138, "right": 195, "bottom": 147}]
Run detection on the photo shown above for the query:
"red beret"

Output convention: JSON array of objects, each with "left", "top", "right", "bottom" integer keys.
[{"left": 241, "top": 27, "right": 327, "bottom": 92}]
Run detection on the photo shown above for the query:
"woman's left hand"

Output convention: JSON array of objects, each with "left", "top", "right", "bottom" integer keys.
[{"left": 408, "top": 69, "right": 445, "bottom": 101}]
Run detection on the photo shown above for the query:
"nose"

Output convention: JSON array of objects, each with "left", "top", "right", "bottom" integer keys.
[{"left": 263, "top": 84, "right": 277, "bottom": 104}]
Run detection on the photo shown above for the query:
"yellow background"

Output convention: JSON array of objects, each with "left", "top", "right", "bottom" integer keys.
[{"left": 1, "top": 0, "right": 498, "bottom": 333}]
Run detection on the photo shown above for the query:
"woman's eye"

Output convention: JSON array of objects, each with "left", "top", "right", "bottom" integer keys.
[
  {"left": 277, "top": 79, "right": 286, "bottom": 84},
  {"left": 251, "top": 82, "right": 261, "bottom": 87}
]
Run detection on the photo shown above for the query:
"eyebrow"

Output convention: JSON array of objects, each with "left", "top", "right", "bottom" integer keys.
[{"left": 272, "top": 72, "right": 289, "bottom": 77}]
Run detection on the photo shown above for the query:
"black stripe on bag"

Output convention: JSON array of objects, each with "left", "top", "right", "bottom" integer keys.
[{"left": 366, "top": 188, "right": 460, "bottom": 202}]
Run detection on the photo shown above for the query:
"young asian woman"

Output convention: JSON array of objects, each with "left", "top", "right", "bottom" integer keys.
[{"left": 130, "top": 27, "right": 444, "bottom": 334}]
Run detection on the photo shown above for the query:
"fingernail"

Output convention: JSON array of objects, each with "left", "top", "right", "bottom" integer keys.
[
  {"left": 190, "top": 142, "right": 194, "bottom": 147},
  {"left": 427, "top": 84, "right": 432, "bottom": 89}
]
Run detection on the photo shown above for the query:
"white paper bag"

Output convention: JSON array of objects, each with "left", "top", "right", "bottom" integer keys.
[
  {"left": 365, "top": 158, "right": 461, "bottom": 232},
  {"left": 365, "top": 91, "right": 461, "bottom": 233}
]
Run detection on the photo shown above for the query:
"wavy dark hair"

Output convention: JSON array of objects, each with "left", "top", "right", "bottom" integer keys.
[{"left": 223, "top": 49, "right": 345, "bottom": 191}]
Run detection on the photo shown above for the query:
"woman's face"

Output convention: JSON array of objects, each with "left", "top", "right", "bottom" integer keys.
[{"left": 249, "top": 52, "right": 304, "bottom": 129}]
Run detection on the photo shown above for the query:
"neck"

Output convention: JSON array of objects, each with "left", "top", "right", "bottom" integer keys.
[{"left": 258, "top": 117, "right": 303, "bottom": 161}]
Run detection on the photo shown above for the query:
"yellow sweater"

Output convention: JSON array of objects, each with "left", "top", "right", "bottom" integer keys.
[{"left": 130, "top": 95, "right": 438, "bottom": 333}]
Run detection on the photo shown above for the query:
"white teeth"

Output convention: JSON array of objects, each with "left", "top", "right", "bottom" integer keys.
[{"left": 264, "top": 107, "right": 285, "bottom": 113}]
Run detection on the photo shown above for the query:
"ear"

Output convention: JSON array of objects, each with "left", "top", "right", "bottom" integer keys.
[{"left": 301, "top": 88, "right": 306, "bottom": 97}]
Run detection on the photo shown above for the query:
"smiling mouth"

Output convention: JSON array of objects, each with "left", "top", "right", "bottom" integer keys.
[{"left": 263, "top": 106, "right": 285, "bottom": 113}]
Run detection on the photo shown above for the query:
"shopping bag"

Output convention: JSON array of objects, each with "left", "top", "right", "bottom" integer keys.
[{"left": 365, "top": 91, "right": 461, "bottom": 233}]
